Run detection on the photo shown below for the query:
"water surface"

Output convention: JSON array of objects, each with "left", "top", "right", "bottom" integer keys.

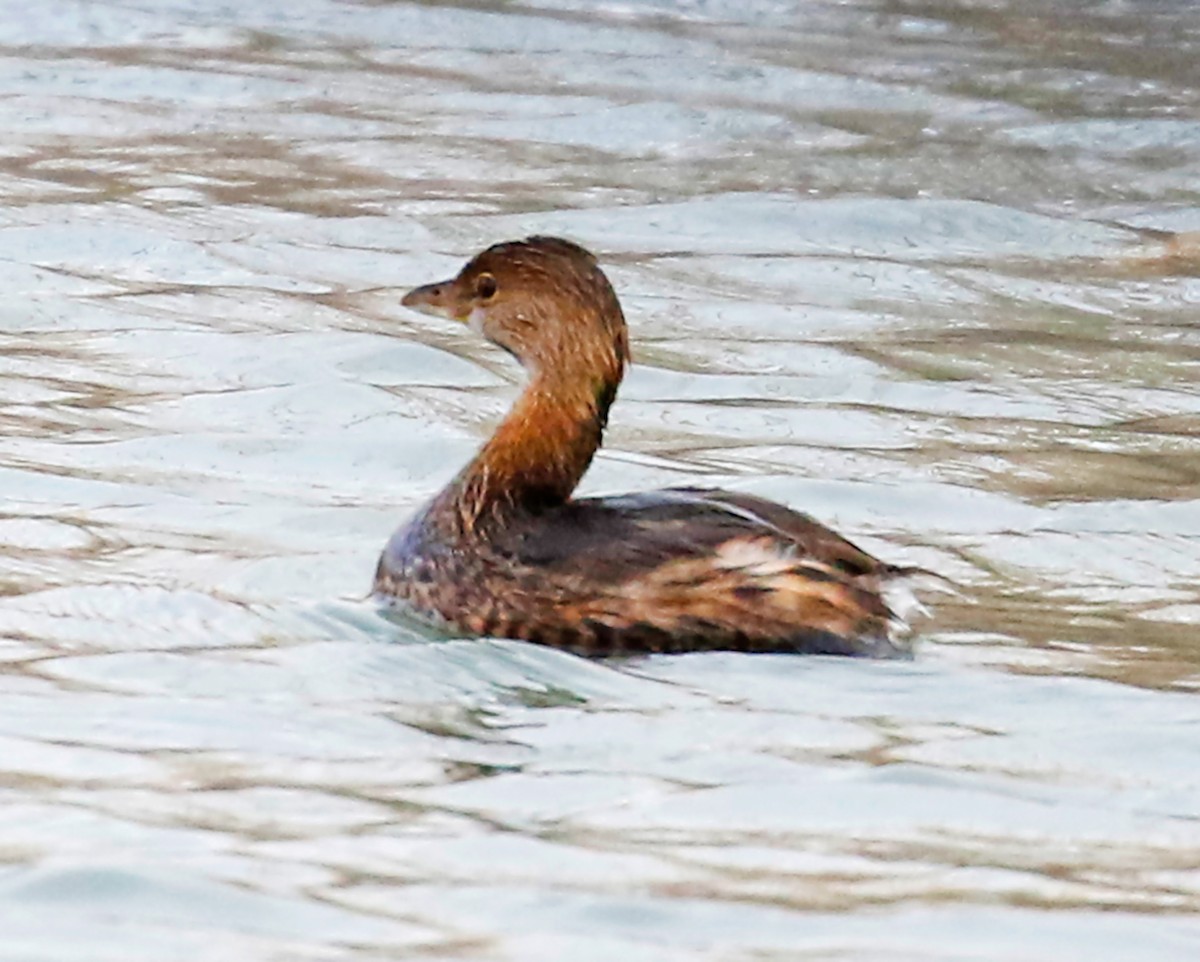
[{"left": 2, "top": 1, "right": 1199, "bottom": 959}]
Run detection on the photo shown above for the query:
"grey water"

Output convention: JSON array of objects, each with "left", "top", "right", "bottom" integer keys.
[{"left": 2, "top": 0, "right": 1199, "bottom": 959}]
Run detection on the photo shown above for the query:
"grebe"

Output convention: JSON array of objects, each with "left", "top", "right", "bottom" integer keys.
[{"left": 374, "top": 236, "right": 917, "bottom": 657}]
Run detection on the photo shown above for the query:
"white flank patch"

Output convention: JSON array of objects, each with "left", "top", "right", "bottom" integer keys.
[
  {"left": 714, "top": 537, "right": 794, "bottom": 576},
  {"left": 882, "top": 580, "right": 923, "bottom": 637},
  {"left": 885, "top": 569, "right": 958, "bottom": 636}
]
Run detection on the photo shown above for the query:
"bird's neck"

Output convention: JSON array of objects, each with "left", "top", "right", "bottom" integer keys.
[{"left": 433, "top": 363, "right": 621, "bottom": 535}]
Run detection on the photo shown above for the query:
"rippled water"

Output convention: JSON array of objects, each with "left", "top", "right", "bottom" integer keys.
[{"left": 2, "top": 1, "right": 1199, "bottom": 958}]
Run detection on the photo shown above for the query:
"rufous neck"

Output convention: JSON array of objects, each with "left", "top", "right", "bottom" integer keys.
[{"left": 434, "top": 366, "right": 619, "bottom": 534}]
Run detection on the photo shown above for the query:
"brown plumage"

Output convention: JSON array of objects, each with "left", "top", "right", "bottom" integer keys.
[{"left": 374, "top": 236, "right": 921, "bottom": 657}]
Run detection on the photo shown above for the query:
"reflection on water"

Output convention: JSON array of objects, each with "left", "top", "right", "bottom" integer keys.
[{"left": 1, "top": 0, "right": 1199, "bottom": 959}]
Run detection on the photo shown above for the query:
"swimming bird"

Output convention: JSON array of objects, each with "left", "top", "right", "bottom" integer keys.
[{"left": 374, "top": 236, "right": 919, "bottom": 657}]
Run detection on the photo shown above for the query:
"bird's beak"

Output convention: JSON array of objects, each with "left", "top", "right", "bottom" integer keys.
[{"left": 401, "top": 279, "right": 464, "bottom": 321}]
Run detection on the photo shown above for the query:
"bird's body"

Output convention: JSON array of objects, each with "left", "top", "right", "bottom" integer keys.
[{"left": 374, "top": 236, "right": 920, "bottom": 657}]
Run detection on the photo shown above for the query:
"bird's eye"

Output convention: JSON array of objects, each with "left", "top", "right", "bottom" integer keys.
[{"left": 475, "top": 273, "right": 497, "bottom": 300}]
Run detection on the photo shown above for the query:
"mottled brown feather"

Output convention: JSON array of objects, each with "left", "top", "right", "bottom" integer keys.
[{"left": 376, "top": 236, "right": 924, "bottom": 658}]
